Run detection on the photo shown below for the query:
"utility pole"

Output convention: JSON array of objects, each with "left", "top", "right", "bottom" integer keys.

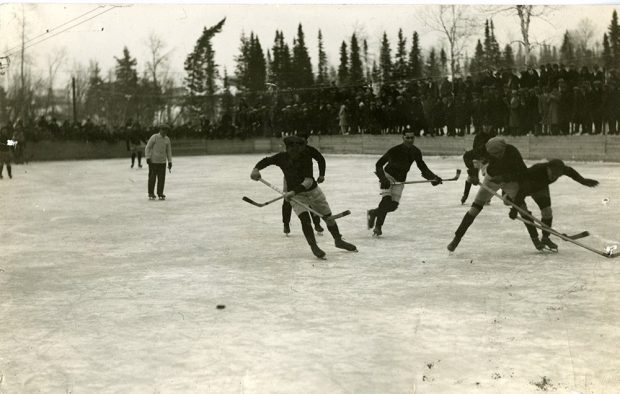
[{"left": 72, "top": 77, "right": 77, "bottom": 122}]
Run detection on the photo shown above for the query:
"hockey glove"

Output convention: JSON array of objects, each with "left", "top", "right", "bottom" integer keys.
[
  {"left": 581, "top": 178, "right": 599, "bottom": 187},
  {"left": 168, "top": 162, "right": 172, "bottom": 171},
  {"left": 146, "top": 158, "right": 152, "bottom": 165},
  {"left": 467, "top": 175, "right": 480, "bottom": 185},
  {"left": 317, "top": 175, "right": 325, "bottom": 184},
  {"left": 283, "top": 191, "right": 296, "bottom": 200},
  {"left": 509, "top": 208, "right": 518, "bottom": 220},
  {"left": 431, "top": 177, "right": 443, "bottom": 186},
  {"left": 379, "top": 178, "right": 391, "bottom": 189},
  {"left": 250, "top": 168, "right": 261, "bottom": 181}
]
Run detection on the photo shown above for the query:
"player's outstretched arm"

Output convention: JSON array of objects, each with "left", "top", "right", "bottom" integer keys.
[{"left": 564, "top": 166, "right": 599, "bottom": 188}]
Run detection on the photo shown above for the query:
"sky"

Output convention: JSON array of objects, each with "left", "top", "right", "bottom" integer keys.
[{"left": 0, "top": 2, "right": 618, "bottom": 87}]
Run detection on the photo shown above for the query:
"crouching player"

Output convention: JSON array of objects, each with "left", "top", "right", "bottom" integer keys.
[
  {"left": 250, "top": 135, "right": 357, "bottom": 259},
  {"left": 505, "top": 159, "right": 599, "bottom": 251}
]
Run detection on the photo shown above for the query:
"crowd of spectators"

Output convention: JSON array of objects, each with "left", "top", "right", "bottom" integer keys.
[{"left": 4, "top": 63, "right": 620, "bottom": 144}]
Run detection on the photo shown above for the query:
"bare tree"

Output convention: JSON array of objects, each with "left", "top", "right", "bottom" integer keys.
[
  {"left": 418, "top": 5, "right": 479, "bottom": 78},
  {"left": 145, "top": 32, "right": 172, "bottom": 88},
  {"left": 484, "top": 5, "right": 558, "bottom": 65},
  {"left": 572, "top": 18, "right": 596, "bottom": 53},
  {"left": 45, "top": 47, "right": 67, "bottom": 115}
]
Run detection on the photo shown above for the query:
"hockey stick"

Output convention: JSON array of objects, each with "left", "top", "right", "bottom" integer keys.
[
  {"left": 242, "top": 194, "right": 284, "bottom": 207},
  {"left": 479, "top": 182, "right": 618, "bottom": 258},
  {"left": 258, "top": 178, "right": 351, "bottom": 221},
  {"left": 392, "top": 169, "right": 461, "bottom": 185}
]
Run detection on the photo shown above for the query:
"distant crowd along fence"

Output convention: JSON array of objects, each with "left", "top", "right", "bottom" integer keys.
[{"left": 27, "top": 134, "right": 620, "bottom": 162}]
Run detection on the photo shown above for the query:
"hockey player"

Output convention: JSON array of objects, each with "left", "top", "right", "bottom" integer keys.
[
  {"left": 250, "top": 135, "right": 357, "bottom": 259},
  {"left": 460, "top": 125, "right": 494, "bottom": 204},
  {"left": 367, "top": 131, "right": 443, "bottom": 236},
  {"left": 282, "top": 133, "right": 325, "bottom": 235},
  {"left": 145, "top": 125, "right": 172, "bottom": 200},
  {"left": 505, "top": 159, "right": 599, "bottom": 250},
  {"left": 126, "top": 123, "right": 146, "bottom": 168},
  {"left": 447, "top": 137, "right": 543, "bottom": 252},
  {"left": 0, "top": 126, "right": 13, "bottom": 179}
]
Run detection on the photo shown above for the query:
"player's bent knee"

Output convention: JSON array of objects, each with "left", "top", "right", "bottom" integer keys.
[{"left": 541, "top": 206, "right": 553, "bottom": 219}]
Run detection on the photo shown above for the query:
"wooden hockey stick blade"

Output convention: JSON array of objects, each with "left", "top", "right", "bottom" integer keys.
[
  {"left": 515, "top": 216, "right": 616, "bottom": 258},
  {"left": 325, "top": 210, "right": 351, "bottom": 221},
  {"left": 394, "top": 169, "right": 461, "bottom": 185},
  {"left": 242, "top": 195, "right": 284, "bottom": 207},
  {"left": 565, "top": 231, "right": 590, "bottom": 240}
]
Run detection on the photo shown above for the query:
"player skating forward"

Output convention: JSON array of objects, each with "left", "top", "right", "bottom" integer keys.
[
  {"left": 251, "top": 135, "right": 357, "bottom": 259},
  {"left": 145, "top": 125, "right": 172, "bottom": 200},
  {"left": 503, "top": 159, "right": 599, "bottom": 251},
  {"left": 282, "top": 133, "right": 324, "bottom": 235},
  {"left": 460, "top": 125, "right": 494, "bottom": 204},
  {"left": 447, "top": 137, "right": 544, "bottom": 252},
  {"left": 367, "top": 131, "right": 443, "bottom": 236}
]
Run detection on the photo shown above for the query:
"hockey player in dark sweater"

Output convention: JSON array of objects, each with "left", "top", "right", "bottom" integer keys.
[
  {"left": 281, "top": 133, "right": 325, "bottom": 235},
  {"left": 251, "top": 136, "right": 357, "bottom": 259},
  {"left": 460, "top": 125, "right": 495, "bottom": 204},
  {"left": 447, "top": 137, "right": 544, "bottom": 252},
  {"left": 505, "top": 159, "right": 599, "bottom": 250},
  {"left": 367, "top": 131, "right": 443, "bottom": 236}
]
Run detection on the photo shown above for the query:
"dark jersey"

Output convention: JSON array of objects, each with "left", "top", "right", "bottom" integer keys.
[
  {"left": 306, "top": 145, "right": 326, "bottom": 177},
  {"left": 486, "top": 144, "right": 528, "bottom": 182},
  {"left": 255, "top": 152, "right": 317, "bottom": 194},
  {"left": 376, "top": 143, "right": 436, "bottom": 182},
  {"left": 515, "top": 162, "right": 589, "bottom": 203}
]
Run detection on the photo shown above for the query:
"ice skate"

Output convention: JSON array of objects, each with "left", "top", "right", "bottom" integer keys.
[
  {"left": 373, "top": 225, "right": 382, "bottom": 237},
  {"left": 310, "top": 243, "right": 326, "bottom": 259},
  {"left": 148, "top": 194, "right": 157, "bottom": 200},
  {"left": 158, "top": 194, "right": 166, "bottom": 200},
  {"left": 283, "top": 223, "right": 291, "bottom": 235},
  {"left": 367, "top": 209, "right": 377, "bottom": 229},
  {"left": 541, "top": 237, "right": 558, "bottom": 252},
  {"left": 447, "top": 236, "right": 461, "bottom": 252},
  {"left": 335, "top": 238, "right": 357, "bottom": 252},
  {"left": 531, "top": 237, "right": 545, "bottom": 251},
  {"left": 460, "top": 195, "right": 467, "bottom": 205}
]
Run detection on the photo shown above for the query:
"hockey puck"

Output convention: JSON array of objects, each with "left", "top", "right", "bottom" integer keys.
[{"left": 216, "top": 304, "right": 226, "bottom": 310}]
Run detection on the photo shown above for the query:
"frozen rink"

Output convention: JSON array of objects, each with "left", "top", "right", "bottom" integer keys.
[{"left": 1, "top": 153, "right": 620, "bottom": 394}]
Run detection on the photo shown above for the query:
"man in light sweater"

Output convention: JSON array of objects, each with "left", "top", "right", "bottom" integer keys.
[{"left": 145, "top": 125, "right": 172, "bottom": 200}]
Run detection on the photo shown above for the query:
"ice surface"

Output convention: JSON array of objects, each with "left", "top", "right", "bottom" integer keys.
[{"left": 1, "top": 154, "right": 619, "bottom": 393}]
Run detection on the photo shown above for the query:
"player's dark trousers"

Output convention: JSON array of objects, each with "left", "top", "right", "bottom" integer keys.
[
  {"left": 148, "top": 163, "right": 166, "bottom": 196},
  {"left": 131, "top": 152, "right": 143, "bottom": 167},
  {"left": 283, "top": 200, "right": 321, "bottom": 227},
  {"left": 374, "top": 196, "right": 399, "bottom": 227}
]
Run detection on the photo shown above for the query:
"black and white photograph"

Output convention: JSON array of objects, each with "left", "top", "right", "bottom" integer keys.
[{"left": 1, "top": 2, "right": 620, "bottom": 393}]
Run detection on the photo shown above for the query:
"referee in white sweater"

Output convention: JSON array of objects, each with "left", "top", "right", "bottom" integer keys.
[{"left": 145, "top": 125, "right": 172, "bottom": 200}]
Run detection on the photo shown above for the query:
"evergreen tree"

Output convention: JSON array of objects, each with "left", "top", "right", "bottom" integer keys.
[
  {"left": 426, "top": 47, "right": 440, "bottom": 78},
  {"left": 316, "top": 30, "right": 328, "bottom": 85},
  {"left": 292, "top": 23, "right": 313, "bottom": 88},
  {"left": 221, "top": 68, "right": 234, "bottom": 116},
  {"left": 337, "top": 41, "right": 349, "bottom": 85},
  {"left": 184, "top": 18, "right": 226, "bottom": 119},
  {"left": 503, "top": 44, "right": 515, "bottom": 70},
  {"left": 560, "top": 30, "right": 574, "bottom": 65},
  {"left": 84, "top": 61, "right": 106, "bottom": 120},
  {"left": 470, "top": 39, "right": 485, "bottom": 76},
  {"left": 408, "top": 31, "right": 423, "bottom": 79},
  {"left": 483, "top": 19, "right": 492, "bottom": 69},
  {"left": 234, "top": 32, "right": 251, "bottom": 91},
  {"left": 489, "top": 20, "right": 502, "bottom": 67},
  {"left": 609, "top": 10, "right": 620, "bottom": 68},
  {"left": 515, "top": 43, "right": 526, "bottom": 68},
  {"left": 379, "top": 32, "right": 393, "bottom": 82},
  {"left": 248, "top": 33, "right": 267, "bottom": 92},
  {"left": 393, "top": 28, "right": 408, "bottom": 80},
  {"left": 270, "top": 30, "right": 292, "bottom": 88},
  {"left": 440, "top": 48, "right": 448, "bottom": 76},
  {"left": 603, "top": 33, "right": 613, "bottom": 69},
  {"left": 371, "top": 60, "right": 381, "bottom": 84},
  {"left": 113, "top": 46, "right": 139, "bottom": 124},
  {"left": 363, "top": 39, "right": 371, "bottom": 81},
  {"left": 349, "top": 33, "right": 364, "bottom": 84}
]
